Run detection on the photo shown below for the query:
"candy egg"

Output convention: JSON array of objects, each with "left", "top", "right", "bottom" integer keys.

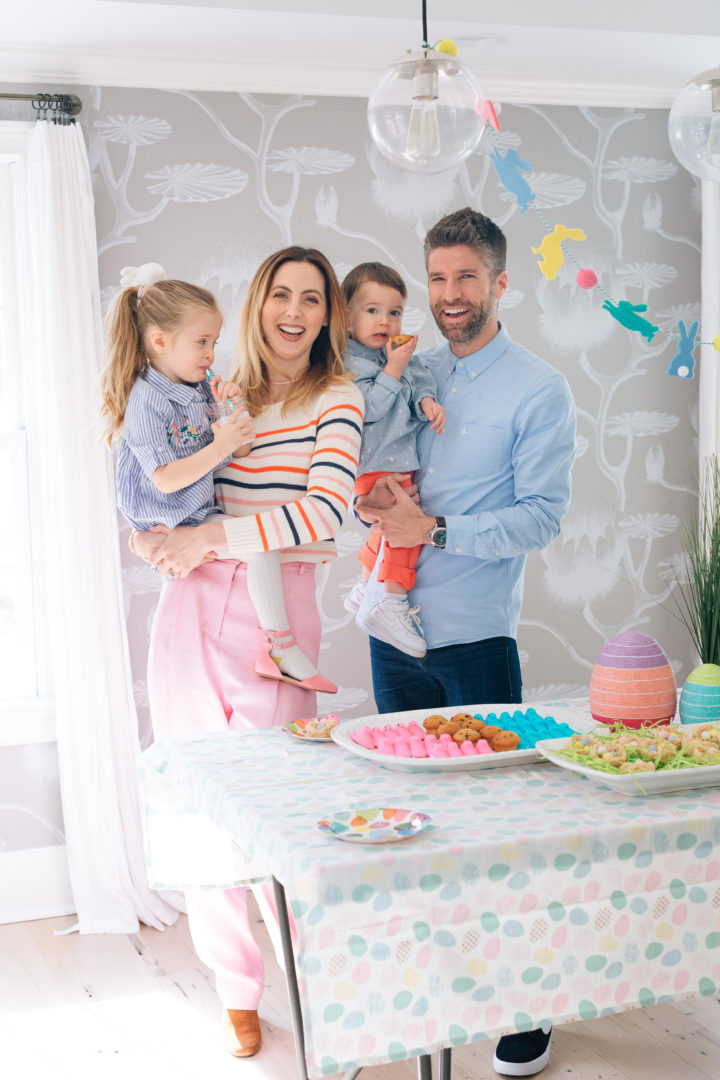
[
  {"left": 589, "top": 631, "right": 677, "bottom": 729},
  {"left": 679, "top": 664, "right": 720, "bottom": 724}
]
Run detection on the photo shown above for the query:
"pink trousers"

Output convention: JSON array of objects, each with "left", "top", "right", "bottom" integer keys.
[{"left": 148, "top": 559, "right": 321, "bottom": 1008}]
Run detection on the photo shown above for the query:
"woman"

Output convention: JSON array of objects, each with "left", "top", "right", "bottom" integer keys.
[{"left": 135, "top": 247, "right": 363, "bottom": 1057}]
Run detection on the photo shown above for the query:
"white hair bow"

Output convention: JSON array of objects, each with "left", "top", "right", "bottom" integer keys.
[{"left": 120, "top": 263, "right": 167, "bottom": 288}]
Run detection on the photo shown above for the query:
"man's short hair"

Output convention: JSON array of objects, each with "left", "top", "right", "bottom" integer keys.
[
  {"left": 424, "top": 207, "right": 507, "bottom": 280},
  {"left": 342, "top": 262, "right": 407, "bottom": 305}
]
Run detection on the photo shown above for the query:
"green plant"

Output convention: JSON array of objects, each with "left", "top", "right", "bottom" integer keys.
[{"left": 674, "top": 454, "right": 720, "bottom": 665}]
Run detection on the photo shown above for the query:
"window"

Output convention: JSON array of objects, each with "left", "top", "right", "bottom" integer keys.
[{"left": 0, "top": 127, "right": 53, "bottom": 732}]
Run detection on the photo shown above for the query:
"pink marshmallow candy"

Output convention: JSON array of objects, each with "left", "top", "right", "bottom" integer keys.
[
  {"left": 475, "top": 738, "right": 493, "bottom": 754},
  {"left": 377, "top": 737, "right": 396, "bottom": 755},
  {"left": 446, "top": 741, "right": 462, "bottom": 757},
  {"left": 460, "top": 740, "right": 477, "bottom": 756},
  {"left": 351, "top": 727, "right": 376, "bottom": 751}
]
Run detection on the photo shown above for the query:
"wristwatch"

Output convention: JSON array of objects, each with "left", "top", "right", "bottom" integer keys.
[{"left": 427, "top": 515, "right": 447, "bottom": 549}]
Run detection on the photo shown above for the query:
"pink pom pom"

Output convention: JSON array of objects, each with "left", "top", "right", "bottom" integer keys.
[{"left": 577, "top": 269, "right": 598, "bottom": 290}]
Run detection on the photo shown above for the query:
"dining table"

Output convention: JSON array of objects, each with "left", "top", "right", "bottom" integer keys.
[{"left": 140, "top": 700, "right": 720, "bottom": 1079}]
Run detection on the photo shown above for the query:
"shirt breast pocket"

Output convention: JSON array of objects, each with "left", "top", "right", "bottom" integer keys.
[{"left": 453, "top": 421, "right": 507, "bottom": 477}]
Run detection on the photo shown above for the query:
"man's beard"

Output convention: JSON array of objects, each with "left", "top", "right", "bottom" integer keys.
[{"left": 432, "top": 299, "right": 493, "bottom": 344}]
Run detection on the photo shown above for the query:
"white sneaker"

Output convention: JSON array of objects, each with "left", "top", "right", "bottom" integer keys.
[
  {"left": 343, "top": 580, "right": 367, "bottom": 615},
  {"left": 360, "top": 597, "right": 427, "bottom": 658}
]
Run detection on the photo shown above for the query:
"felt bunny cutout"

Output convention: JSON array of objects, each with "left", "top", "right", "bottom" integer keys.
[
  {"left": 666, "top": 319, "right": 698, "bottom": 379},
  {"left": 120, "top": 263, "right": 167, "bottom": 289}
]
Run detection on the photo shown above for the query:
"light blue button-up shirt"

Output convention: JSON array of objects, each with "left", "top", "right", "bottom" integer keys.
[
  {"left": 363, "top": 325, "right": 576, "bottom": 649},
  {"left": 117, "top": 367, "right": 229, "bottom": 530},
  {"left": 345, "top": 338, "right": 438, "bottom": 474}
]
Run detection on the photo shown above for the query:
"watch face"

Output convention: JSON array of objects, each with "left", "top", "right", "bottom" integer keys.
[{"left": 431, "top": 528, "right": 446, "bottom": 548}]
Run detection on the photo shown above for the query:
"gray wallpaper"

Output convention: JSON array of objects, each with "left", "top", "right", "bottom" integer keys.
[{"left": 0, "top": 84, "right": 701, "bottom": 852}]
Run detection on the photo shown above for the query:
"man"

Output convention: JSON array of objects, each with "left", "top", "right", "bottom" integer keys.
[{"left": 354, "top": 207, "right": 576, "bottom": 1078}]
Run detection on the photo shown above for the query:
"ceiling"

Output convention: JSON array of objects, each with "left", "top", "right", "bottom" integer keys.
[{"left": 3, "top": 0, "right": 720, "bottom": 106}]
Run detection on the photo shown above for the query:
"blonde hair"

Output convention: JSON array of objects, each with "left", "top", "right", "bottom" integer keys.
[
  {"left": 232, "top": 246, "right": 350, "bottom": 417},
  {"left": 100, "top": 280, "right": 220, "bottom": 447}
]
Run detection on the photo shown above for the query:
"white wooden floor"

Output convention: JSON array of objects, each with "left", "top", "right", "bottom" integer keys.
[{"left": 2, "top": 896, "right": 720, "bottom": 1080}]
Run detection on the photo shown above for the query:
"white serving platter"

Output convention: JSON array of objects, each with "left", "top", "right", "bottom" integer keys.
[
  {"left": 536, "top": 726, "right": 720, "bottom": 797},
  {"left": 331, "top": 703, "right": 591, "bottom": 774}
]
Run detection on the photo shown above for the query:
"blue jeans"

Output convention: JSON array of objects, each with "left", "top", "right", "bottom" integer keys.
[{"left": 370, "top": 635, "right": 522, "bottom": 714}]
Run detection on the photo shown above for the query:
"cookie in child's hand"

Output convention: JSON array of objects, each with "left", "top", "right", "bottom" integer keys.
[{"left": 391, "top": 334, "right": 412, "bottom": 346}]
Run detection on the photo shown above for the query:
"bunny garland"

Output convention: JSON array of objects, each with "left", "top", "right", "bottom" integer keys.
[{"left": 486, "top": 116, "right": 717, "bottom": 377}]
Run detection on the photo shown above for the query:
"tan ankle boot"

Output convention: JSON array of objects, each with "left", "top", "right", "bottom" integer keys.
[{"left": 221, "top": 1008, "right": 262, "bottom": 1058}]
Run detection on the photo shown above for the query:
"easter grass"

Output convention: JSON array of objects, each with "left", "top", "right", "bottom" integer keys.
[{"left": 541, "top": 721, "right": 720, "bottom": 796}]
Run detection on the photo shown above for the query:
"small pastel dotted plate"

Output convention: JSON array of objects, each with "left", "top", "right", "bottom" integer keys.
[
  {"left": 316, "top": 807, "right": 432, "bottom": 843},
  {"left": 282, "top": 716, "right": 340, "bottom": 742}
]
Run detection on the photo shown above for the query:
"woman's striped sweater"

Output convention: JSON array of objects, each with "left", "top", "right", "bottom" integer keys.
[{"left": 214, "top": 383, "right": 364, "bottom": 562}]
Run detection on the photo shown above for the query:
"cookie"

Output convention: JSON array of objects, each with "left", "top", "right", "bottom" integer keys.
[
  {"left": 489, "top": 730, "right": 521, "bottom": 752},
  {"left": 453, "top": 727, "right": 481, "bottom": 743},
  {"left": 437, "top": 722, "right": 460, "bottom": 736},
  {"left": 451, "top": 712, "right": 476, "bottom": 726},
  {"left": 423, "top": 714, "right": 447, "bottom": 731},
  {"left": 391, "top": 334, "right": 412, "bottom": 346}
]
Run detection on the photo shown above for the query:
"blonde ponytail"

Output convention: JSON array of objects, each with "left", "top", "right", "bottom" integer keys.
[{"left": 99, "top": 279, "right": 220, "bottom": 448}]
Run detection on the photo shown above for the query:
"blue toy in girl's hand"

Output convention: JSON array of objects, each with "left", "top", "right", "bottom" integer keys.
[{"left": 666, "top": 319, "right": 698, "bottom": 379}]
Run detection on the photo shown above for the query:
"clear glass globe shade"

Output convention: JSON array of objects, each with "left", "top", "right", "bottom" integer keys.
[
  {"left": 368, "top": 51, "right": 485, "bottom": 174},
  {"left": 668, "top": 69, "right": 720, "bottom": 183}
]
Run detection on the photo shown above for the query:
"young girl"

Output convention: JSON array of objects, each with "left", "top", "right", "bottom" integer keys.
[
  {"left": 342, "top": 262, "right": 445, "bottom": 658},
  {"left": 101, "top": 267, "right": 332, "bottom": 691}
]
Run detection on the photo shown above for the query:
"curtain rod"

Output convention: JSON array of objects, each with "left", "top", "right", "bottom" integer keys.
[{"left": 0, "top": 92, "right": 82, "bottom": 116}]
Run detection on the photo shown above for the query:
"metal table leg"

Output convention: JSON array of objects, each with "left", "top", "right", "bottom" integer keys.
[
  {"left": 272, "top": 876, "right": 310, "bottom": 1080},
  {"left": 417, "top": 1054, "right": 433, "bottom": 1079},
  {"left": 439, "top": 1047, "right": 452, "bottom": 1079}
]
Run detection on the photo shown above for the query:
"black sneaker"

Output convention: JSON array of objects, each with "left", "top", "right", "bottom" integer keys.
[{"left": 493, "top": 1026, "right": 552, "bottom": 1077}]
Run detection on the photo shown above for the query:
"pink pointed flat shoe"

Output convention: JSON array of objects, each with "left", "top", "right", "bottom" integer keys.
[{"left": 255, "top": 630, "right": 338, "bottom": 694}]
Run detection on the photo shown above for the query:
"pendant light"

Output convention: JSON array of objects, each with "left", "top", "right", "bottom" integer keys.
[
  {"left": 367, "top": 1, "right": 485, "bottom": 174},
  {"left": 668, "top": 67, "right": 720, "bottom": 183}
]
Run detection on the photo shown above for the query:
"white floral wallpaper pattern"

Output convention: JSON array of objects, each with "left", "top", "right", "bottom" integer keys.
[{"left": 0, "top": 85, "right": 701, "bottom": 851}]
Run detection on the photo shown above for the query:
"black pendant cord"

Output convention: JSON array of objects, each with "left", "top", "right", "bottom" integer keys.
[{"left": 421, "top": 0, "right": 429, "bottom": 48}]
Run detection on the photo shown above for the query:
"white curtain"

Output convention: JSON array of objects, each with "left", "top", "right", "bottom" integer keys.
[
  {"left": 24, "top": 120, "right": 178, "bottom": 932},
  {"left": 699, "top": 179, "right": 720, "bottom": 464}
]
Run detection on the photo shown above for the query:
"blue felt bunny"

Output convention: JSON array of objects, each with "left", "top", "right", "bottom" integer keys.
[
  {"left": 666, "top": 319, "right": 698, "bottom": 379},
  {"left": 490, "top": 148, "right": 535, "bottom": 214}
]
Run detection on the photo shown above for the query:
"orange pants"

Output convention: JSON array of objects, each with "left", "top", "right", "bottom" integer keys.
[{"left": 354, "top": 471, "right": 421, "bottom": 592}]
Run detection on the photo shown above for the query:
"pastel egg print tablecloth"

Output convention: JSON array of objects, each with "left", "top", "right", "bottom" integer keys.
[{"left": 141, "top": 707, "right": 720, "bottom": 1078}]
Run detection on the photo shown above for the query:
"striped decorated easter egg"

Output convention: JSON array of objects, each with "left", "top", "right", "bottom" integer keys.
[
  {"left": 589, "top": 631, "right": 677, "bottom": 728},
  {"left": 679, "top": 664, "right": 720, "bottom": 724}
]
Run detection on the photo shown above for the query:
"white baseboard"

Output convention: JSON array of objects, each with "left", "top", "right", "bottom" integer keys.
[{"left": 0, "top": 845, "right": 75, "bottom": 924}]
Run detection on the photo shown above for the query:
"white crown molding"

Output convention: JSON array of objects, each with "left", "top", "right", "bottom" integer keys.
[{"left": 0, "top": 46, "right": 675, "bottom": 108}]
